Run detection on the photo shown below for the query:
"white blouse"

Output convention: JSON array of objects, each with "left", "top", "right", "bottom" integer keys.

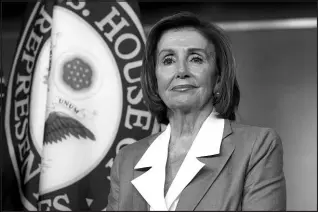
[{"left": 131, "top": 111, "right": 224, "bottom": 211}]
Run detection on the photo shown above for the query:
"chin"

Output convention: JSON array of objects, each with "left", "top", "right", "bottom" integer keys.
[{"left": 169, "top": 100, "right": 199, "bottom": 112}]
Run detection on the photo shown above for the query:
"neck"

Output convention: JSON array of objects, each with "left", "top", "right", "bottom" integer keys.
[{"left": 167, "top": 103, "right": 214, "bottom": 141}]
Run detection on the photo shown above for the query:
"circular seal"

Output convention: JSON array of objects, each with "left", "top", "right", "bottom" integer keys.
[
  {"left": 52, "top": 50, "right": 104, "bottom": 100},
  {"left": 5, "top": 2, "right": 160, "bottom": 211}
]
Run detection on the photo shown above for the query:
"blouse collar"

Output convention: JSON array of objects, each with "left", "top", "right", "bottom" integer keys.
[{"left": 134, "top": 110, "right": 224, "bottom": 169}]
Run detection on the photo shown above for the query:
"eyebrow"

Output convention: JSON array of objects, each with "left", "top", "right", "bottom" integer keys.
[{"left": 158, "top": 48, "right": 213, "bottom": 57}]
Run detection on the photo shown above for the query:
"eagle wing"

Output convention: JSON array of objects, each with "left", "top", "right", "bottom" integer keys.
[{"left": 44, "top": 111, "right": 96, "bottom": 145}]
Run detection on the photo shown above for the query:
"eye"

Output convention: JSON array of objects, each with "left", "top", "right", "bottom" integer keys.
[
  {"left": 162, "top": 56, "right": 175, "bottom": 65},
  {"left": 189, "top": 55, "right": 203, "bottom": 64}
]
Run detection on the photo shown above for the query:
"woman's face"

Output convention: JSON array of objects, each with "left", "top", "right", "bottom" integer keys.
[{"left": 155, "top": 27, "right": 218, "bottom": 112}]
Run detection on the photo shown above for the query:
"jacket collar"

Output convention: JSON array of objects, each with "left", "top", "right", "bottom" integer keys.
[
  {"left": 131, "top": 112, "right": 233, "bottom": 210},
  {"left": 134, "top": 112, "right": 232, "bottom": 169}
]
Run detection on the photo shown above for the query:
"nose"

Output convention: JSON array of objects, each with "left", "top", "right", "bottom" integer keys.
[{"left": 176, "top": 60, "right": 190, "bottom": 79}]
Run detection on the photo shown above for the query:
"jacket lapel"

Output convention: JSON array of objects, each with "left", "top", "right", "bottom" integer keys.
[
  {"left": 165, "top": 153, "right": 205, "bottom": 210},
  {"left": 176, "top": 119, "right": 234, "bottom": 211},
  {"left": 132, "top": 169, "right": 149, "bottom": 210}
]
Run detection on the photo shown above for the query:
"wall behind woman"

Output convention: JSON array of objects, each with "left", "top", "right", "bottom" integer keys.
[{"left": 231, "top": 28, "right": 317, "bottom": 210}]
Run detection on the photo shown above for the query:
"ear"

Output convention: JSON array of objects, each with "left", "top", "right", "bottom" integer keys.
[{"left": 213, "top": 75, "right": 221, "bottom": 94}]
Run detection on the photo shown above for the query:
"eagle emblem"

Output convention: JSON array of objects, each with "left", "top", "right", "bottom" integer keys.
[{"left": 44, "top": 111, "right": 96, "bottom": 145}]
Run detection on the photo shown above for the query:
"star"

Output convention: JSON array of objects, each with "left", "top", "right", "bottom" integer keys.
[
  {"left": 86, "top": 198, "right": 93, "bottom": 207},
  {"left": 33, "top": 193, "right": 39, "bottom": 200}
]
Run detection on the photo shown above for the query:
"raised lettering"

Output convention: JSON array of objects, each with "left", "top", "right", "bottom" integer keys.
[
  {"left": 21, "top": 51, "right": 35, "bottom": 74},
  {"left": 21, "top": 151, "right": 41, "bottom": 184},
  {"left": 14, "top": 98, "right": 29, "bottom": 121},
  {"left": 127, "top": 86, "right": 142, "bottom": 105},
  {"left": 38, "top": 199, "right": 52, "bottom": 211},
  {"left": 66, "top": 1, "right": 86, "bottom": 10},
  {"left": 35, "top": 6, "right": 52, "bottom": 34},
  {"left": 53, "top": 194, "right": 71, "bottom": 211},
  {"left": 74, "top": 108, "right": 79, "bottom": 113},
  {"left": 18, "top": 135, "right": 30, "bottom": 161},
  {"left": 95, "top": 6, "right": 129, "bottom": 42},
  {"left": 15, "top": 74, "right": 32, "bottom": 97},
  {"left": 115, "top": 33, "right": 140, "bottom": 60},
  {"left": 25, "top": 29, "right": 43, "bottom": 56},
  {"left": 14, "top": 97, "right": 29, "bottom": 140},
  {"left": 15, "top": 118, "right": 28, "bottom": 140},
  {"left": 123, "top": 60, "right": 142, "bottom": 83},
  {"left": 125, "top": 105, "right": 151, "bottom": 130}
]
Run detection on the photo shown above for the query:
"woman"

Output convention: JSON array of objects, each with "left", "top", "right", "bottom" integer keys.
[{"left": 107, "top": 12, "right": 286, "bottom": 211}]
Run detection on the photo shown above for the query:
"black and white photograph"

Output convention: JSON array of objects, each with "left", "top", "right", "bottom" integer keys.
[{"left": 1, "top": 1, "right": 316, "bottom": 211}]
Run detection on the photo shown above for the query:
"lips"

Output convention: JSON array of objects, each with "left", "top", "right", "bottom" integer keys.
[{"left": 171, "top": 84, "right": 197, "bottom": 91}]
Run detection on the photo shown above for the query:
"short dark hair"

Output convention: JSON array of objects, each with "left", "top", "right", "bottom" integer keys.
[{"left": 140, "top": 12, "right": 240, "bottom": 124}]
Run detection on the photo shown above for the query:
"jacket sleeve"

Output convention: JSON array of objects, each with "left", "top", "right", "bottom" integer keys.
[
  {"left": 242, "top": 128, "right": 286, "bottom": 211},
  {"left": 106, "top": 149, "right": 123, "bottom": 211}
]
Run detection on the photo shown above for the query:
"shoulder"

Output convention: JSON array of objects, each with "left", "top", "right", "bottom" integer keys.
[
  {"left": 228, "top": 120, "right": 283, "bottom": 154},
  {"left": 230, "top": 121, "right": 281, "bottom": 140},
  {"left": 114, "top": 132, "right": 163, "bottom": 165},
  {"left": 121, "top": 132, "right": 162, "bottom": 155}
]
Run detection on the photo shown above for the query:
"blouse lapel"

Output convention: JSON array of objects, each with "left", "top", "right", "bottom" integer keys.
[
  {"left": 132, "top": 166, "right": 167, "bottom": 210},
  {"left": 131, "top": 125, "right": 171, "bottom": 210}
]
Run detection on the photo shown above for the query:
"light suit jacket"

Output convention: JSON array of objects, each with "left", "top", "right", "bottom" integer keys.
[{"left": 107, "top": 120, "right": 286, "bottom": 211}]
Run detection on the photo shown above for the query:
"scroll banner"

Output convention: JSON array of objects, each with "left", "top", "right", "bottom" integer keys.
[{"left": 5, "top": 1, "right": 160, "bottom": 210}]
